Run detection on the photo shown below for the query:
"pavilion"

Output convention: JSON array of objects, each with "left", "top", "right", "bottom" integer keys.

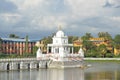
[{"left": 47, "top": 28, "right": 74, "bottom": 57}]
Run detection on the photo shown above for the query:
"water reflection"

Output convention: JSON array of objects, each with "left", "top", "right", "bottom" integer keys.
[
  {"left": 37, "top": 68, "right": 84, "bottom": 80},
  {"left": 0, "top": 62, "right": 120, "bottom": 80},
  {"left": 84, "top": 62, "right": 120, "bottom": 80},
  {"left": 86, "top": 70, "right": 120, "bottom": 80}
]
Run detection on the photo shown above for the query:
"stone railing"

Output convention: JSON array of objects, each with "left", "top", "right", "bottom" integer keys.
[{"left": 0, "top": 58, "right": 49, "bottom": 71}]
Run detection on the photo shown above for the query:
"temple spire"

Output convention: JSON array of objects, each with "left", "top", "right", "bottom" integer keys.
[{"left": 58, "top": 25, "right": 62, "bottom": 30}]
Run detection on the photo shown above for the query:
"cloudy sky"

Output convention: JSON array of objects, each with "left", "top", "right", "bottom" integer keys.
[{"left": 0, "top": 0, "right": 120, "bottom": 39}]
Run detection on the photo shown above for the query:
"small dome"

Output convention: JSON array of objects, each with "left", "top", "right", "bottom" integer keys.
[{"left": 56, "top": 30, "right": 65, "bottom": 37}]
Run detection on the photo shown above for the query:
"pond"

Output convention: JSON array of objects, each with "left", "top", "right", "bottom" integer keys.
[{"left": 0, "top": 62, "right": 120, "bottom": 80}]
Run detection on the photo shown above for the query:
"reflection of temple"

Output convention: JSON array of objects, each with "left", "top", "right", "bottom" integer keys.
[
  {"left": 0, "top": 68, "right": 120, "bottom": 80},
  {"left": 37, "top": 69, "right": 84, "bottom": 80}
]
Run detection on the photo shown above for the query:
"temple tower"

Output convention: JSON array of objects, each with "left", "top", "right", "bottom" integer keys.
[{"left": 47, "top": 26, "right": 73, "bottom": 57}]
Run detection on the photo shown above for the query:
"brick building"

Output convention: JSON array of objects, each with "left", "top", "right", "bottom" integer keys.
[{"left": 0, "top": 38, "right": 37, "bottom": 55}]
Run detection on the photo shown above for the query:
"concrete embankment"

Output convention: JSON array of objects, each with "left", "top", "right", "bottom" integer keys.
[
  {"left": 0, "top": 58, "right": 49, "bottom": 71},
  {"left": 0, "top": 58, "right": 119, "bottom": 71}
]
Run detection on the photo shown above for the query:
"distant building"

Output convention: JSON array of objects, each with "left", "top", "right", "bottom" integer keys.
[
  {"left": 0, "top": 38, "right": 37, "bottom": 55},
  {"left": 35, "top": 40, "right": 46, "bottom": 53},
  {"left": 73, "top": 38, "right": 113, "bottom": 53},
  {"left": 73, "top": 38, "right": 83, "bottom": 47},
  {"left": 89, "top": 38, "right": 110, "bottom": 46},
  {"left": 114, "top": 48, "right": 120, "bottom": 55}
]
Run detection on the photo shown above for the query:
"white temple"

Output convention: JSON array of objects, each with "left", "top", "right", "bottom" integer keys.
[
  {"left": 36, "top": 47, "right": 42, "bottom": 58},
  {"left": 78, "top": 48, "right": 84, "bottom": 58},
  {"left": 47, "top": 28, "right": 73, "bottom": 57},
  {"left": 36, "top": 27, "right": 84, "bottom": 62}
]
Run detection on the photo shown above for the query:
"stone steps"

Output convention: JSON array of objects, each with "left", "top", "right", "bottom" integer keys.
[{"left": 48, "top": 60, "right": 84, "bottom": 68}]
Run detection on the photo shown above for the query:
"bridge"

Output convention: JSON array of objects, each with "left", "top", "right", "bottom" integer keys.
[{"left": 0, "top": 58, "right": 49, "bottom": 71}]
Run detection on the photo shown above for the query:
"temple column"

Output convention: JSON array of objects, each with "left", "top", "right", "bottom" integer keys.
[
  {"left": 72, "top": 47, "right": 74, "bottom": 54},
  {"left": 52, "top": 46, "right": 54, "bottom": 54},
  {"left": 68, "top": 47, "right": 70, "bottom": 53},
  {"left": 47, "top": 46, "right": 49, "bottom": 53}
]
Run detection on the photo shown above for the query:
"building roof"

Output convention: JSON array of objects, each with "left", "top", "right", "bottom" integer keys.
[
  {"left": 1, "top": 38, "right": 38, "bottom": 42},
  {"left": 89, "top": 38, "right": 105, "bottom": 41},
  {"left": 55, "top": 30, "right": 65, "bottom": 37}
]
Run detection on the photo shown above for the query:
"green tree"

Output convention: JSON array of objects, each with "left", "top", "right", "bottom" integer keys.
[
  {"left": 0, "top": 38, "right": 2, "bottom": 53},
  {"left": 9, "top": 34, "right": 19, "bottom": 38},
  {"left": 114, "top": 34, "right": 120, "bottom": 44},
  {"left": 85, "top": 48, "right": 98, "bottom": 57},
  {"left": 98, "top": 32, "right": 112, "bottom": 40},
  {"left": 90, "top": 48, "right": 98, "bottom": 57},
  {"left": 41, "top": 36, "right": 52, "bottom": 52},
  {"left": 98, "top": 32, "right": 113, "bottom": 53},
  {"left": 82, "top": 33, "right": 93, "bottom": 40},
  {"left": 113, "top": 34, "right": 120, "bottom": 50},
  {"left": 25, "top": 35, "right": 29, "bottom": 54},
  {"left": 97, "top": 44, "right": 107, "bottom": 57},
  {"left": 68, "top": 36, "right": 78, "bottom": 43},
  {"left": 32, "top": 46, "right": 38, "bottom": 55},
  {"left": 81, "top": 33, "right": 93, "bottom": 53}
]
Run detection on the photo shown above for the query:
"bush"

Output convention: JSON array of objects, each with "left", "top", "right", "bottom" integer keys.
[
  {"left": 105, "top": 53, "right": 113, "bottom": 58},
  {"left": 0, "top": 53, "right": 36, "bottom": 58},
  {"left": 22, "top": 53, "right": 36, "bottom": 58},
  {"left": 0, "top": 53, "right": 7, "bottom": 58},
  {"left": 114, "top": 54, "right": 120, "bottom": 58},
  {"left": 85, "top": 53, "right": 95, "bottom": 57}
]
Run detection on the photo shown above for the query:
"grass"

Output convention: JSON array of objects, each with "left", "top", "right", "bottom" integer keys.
[{"left": 85, "top": 60, "right": 120, "bottom": 63}]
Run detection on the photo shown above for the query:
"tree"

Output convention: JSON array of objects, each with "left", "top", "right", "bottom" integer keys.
[
  {"left": 98, "top": 32, "right": 112, "bottom": 40},
  {"left": 113, "top": 34, "right": 120, "bottom": 53},
  {"left": 114, "top": 34, "right": 120, "bottom": 44},
  {"left": 81, "top": 33, "right": 93, "bottom": 53},
  {"left": 9, "top": 34, "right": 19, "bottom": 38},
  {"left": 32, "top": 46, "right": 38, "bottom": 55},
  {"left": 68, "top": 36, "right": 78, "bottom": 43},
  {"left": 0, "top": 38, "right": 2, "bottom": 53},
  {"left": 82, "top": 33, "right": 93, "bottom": 40},
  {"left": 85, "top": 48, "right": 98, "bottom": 57},
  {"left": 97, "top": 44, "right": 107, "bottom": 57},
  {"left": 25, "top": 35, "right": 29, "bottom": 54},
  {"left": 41, "top": 36, "right": 52, "bottom": 53},
  {"left": 98, "top": 32, "right": 113, "bottom": 53}
]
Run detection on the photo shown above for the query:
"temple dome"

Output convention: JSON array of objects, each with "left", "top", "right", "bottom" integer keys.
[{"left": 56, "top": 30, "right": 65, "bottom": 37}]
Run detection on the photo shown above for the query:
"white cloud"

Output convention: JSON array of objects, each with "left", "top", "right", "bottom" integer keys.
[
  {"left": 110, "top": 16, "right": 120, "bottom": 22},
  {"left": 109, "top": 0, "right": 120, "bottom": 5},
  {"left": 31, "top": 16, "right": 68, "bottom": 30},
  {"left": 1, "top": 0, "right": 120, "bottom": 38},
  {"left": 0, "top": 13, "right": 21, "bottom": 23},
  {"left": 65, "top": 0, "right": 106, "bottom": 17},
  {"left": 10, "top": 0, "right": 43, "bottom": 10}
]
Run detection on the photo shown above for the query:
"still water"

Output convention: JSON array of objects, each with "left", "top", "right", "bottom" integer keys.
[{"left": 0, "top": 62, "right": 120, "bottom": 80}]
